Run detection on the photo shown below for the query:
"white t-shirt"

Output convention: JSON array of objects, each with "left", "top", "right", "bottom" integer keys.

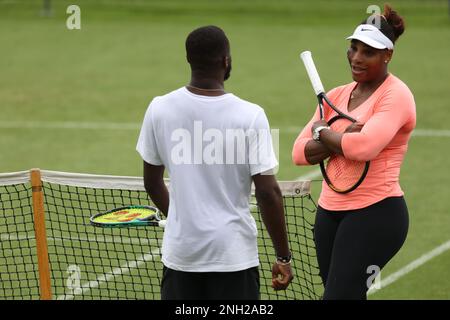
[{"left": 136, "top": 87, "right": 278, "bottom": 272}]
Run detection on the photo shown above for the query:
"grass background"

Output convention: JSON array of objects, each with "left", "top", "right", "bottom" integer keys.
[{"left": 0, "top": 0, "right": 449, "bottom": 299}]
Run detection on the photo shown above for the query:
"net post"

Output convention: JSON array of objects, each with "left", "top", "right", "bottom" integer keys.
[{"left": 30, "top": 168, "right": 52, "bottom": 300}]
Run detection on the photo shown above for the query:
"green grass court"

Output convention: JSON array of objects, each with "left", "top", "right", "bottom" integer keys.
[{"left": 0, "top": 0, "right": 449, "bottom": 299}]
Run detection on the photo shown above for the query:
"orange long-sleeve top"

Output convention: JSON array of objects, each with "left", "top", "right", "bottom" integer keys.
[{"left": 292, "top": 74, "right": 416, "bottom": 211}]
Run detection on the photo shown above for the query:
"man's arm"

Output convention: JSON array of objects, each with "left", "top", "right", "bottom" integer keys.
[
  {"left": 252, "top": 173, "right": 293, "bottom": 290},
  {"left": 143, "top": 161, "right": 169, "bottom": 217}
]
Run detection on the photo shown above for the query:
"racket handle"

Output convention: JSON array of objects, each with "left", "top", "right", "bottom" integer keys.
[
  {"left": 300, "top": 51, "right": 325, "bottom": 96},
  {"left": 158, "top": 220, "right": 166, "bottom": 228}
]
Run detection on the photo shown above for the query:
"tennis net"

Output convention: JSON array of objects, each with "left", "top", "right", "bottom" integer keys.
[{"left": 0, "top": 169, "right": 322, "bottom": 300}]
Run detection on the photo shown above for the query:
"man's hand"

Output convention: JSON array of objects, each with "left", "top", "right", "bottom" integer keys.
[{"left": 271, "top": 262, "right": 294, "bottom": 290}]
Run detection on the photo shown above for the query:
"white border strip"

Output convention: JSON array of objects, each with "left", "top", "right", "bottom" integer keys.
[
  {"left": 40, "top": 170, "right": 147, "bottom": 191},
  {"left": 280, "top": 180, "right": 311, "bottom": 195},
  {"left": 0, "top": 170, "right": 30, "bottom": 186},
  {"left": 39, "top": 170, "right": 310, "bottom": 195},
  {"left": 0, "top": 169, "right": 311, "bottom": 196},
  {"left": 252, "top": 180, "right": 311, "bottom": 196}
]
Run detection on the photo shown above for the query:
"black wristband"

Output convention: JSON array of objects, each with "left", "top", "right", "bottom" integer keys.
[{"left": 276, "top": 253, "right": 292, "bottom": 264}]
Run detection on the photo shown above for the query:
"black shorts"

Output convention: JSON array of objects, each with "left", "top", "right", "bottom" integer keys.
[{"left": 161, "top": 266, "right": 260, "bottom": 300}]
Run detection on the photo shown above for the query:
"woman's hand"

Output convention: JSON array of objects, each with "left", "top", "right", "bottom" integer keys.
[
  {"left": 311, "top": 120, "right": 329, "bottom": 134},
  {"left": 344, "top": 122, "right": 364, "bottom": 133}
]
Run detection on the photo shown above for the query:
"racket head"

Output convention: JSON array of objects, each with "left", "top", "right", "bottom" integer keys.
[
  {"left": 320, "top": 115, "right": 370, "bottom": 193},
  {"left": 90, "top": 205, "right": 164, "bottom": 228},
  {"left": 321, "top": 93, "right": 356, "bottom": 122}
]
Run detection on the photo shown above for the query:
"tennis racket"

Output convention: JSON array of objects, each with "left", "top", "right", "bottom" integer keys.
[
  {"left": 300, "top": 51, "right": 369, "bottom": 194},
  {"left": 90, "top": 205, "right": 166, "bottom": 228}
]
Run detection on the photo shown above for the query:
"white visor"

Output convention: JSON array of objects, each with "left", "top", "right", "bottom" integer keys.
[{"left": 346, "top": 24, "right": 394, "bottom": 50}]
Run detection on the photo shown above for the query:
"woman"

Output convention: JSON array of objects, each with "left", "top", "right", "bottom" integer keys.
[{"left": 292, "top": 5, "right": 416, "bottom": 300}]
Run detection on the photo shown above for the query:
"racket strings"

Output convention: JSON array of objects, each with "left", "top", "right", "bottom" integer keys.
[
  {"left": 325, "top": 155, "right": 368, "bottom": 190},
  {"left": 322, "top": 116, "right": 369, "bottom": 193},
  {"left": 92, "top": 207, "right": 159, "bottom": 224}
]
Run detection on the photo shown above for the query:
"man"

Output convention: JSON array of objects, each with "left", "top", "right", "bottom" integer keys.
[{"left": 136, "top": 25, "right": 293, "bottom": 300}]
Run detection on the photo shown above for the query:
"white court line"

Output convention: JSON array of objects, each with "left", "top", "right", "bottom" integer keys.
[
  {"left": 410, "top": 129, "right": 450, "bottom": 137},
  {"left": 56, "top": 248, "right": 161, "bottom": 300},
  {"left": 1, "top": 121, "right": 450, "bottom": 137},
  {"left": 284, "top": 126, "right": 450, "bottom": 137},
  {"left": 368, "top": 239, "right": 450, "bottom": 295},
  {"left": 295, "top": 169, "right": 322, "bottom": 181},
  {"left": 0, "top": 121, "right": 140, "bottom": 131}
]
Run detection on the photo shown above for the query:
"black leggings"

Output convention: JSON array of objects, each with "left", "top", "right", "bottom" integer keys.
[{"left": 314, "top": 196, "right": 409, "bottom": 300}]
